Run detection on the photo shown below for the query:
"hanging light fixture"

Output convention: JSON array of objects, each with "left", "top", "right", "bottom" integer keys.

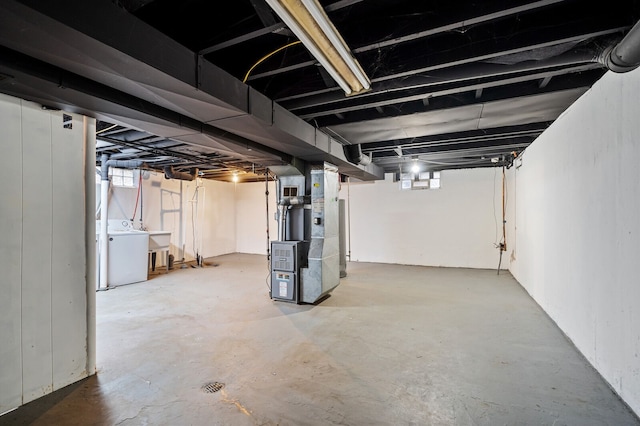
[{"left": 264, "top": 0, "right": 371, "bottom": 96}]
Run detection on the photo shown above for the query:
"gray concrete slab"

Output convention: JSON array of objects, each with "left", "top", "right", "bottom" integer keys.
[{"left": 2, "top": 253, "right": 638, "bottom": 425}]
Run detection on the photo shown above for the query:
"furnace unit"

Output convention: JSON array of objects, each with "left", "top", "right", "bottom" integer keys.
[
  {"left": 270, "top": 241, "right": 304, "bottom": 302},
  {"left": 269, "top": 161, "right": 340, "bottom": 304}
]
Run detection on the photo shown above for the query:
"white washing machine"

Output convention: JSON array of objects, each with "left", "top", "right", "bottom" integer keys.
[
  {"left": 107, "top": 229, "right": 150, "bottom": 286},
  {"left": 95, "top": 219, "right": 150, "bottom": 287}
]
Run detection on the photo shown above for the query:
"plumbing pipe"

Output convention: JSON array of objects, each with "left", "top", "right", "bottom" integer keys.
[
  {"left": 98, "top": 155, "right": 146, "bottom": 290},
  {"left": 100, "top": 158, "right": 145, "bottom": 180},
  {"left": 84, "top": 117, "right": 96, "bottom": 375},
  {"left": 98, "top": 154, "right": 110, "bottom": 290},
  {"left": 278, "top": 196, "right": 309, "bottom": 206},
  {"left": 265, "top": 171, "right": 270, "bottom": 259},
  {"left": 600, "top": 19, "right": 640, "bottom": 73},
  {"left": 164, "top": 165, "right": 198, "bottom": 181}
]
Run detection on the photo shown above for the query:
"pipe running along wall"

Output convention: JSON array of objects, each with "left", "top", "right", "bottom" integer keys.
[
  {"left": 98, "top": 154, "right": 146, "bottom": 290},
  {"left": 163, "top": 166, "right": 198, "bottom": 181}
]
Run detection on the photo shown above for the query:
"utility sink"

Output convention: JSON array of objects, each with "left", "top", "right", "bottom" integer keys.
[{"left": 148, "top": 231, "right": 171, "bottom": 251}]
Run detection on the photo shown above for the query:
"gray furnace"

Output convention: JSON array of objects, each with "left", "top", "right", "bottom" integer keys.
[{"left": 269, "top": 162, "right": 341, "bottom": 304}]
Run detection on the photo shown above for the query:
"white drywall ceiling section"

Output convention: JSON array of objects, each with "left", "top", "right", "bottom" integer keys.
[{"left": 508, "top": 67, "right": 640, "bottom": 416}]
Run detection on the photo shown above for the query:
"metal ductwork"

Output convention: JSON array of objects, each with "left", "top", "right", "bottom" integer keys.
[
  {"left": 600, "top": 19, "right": 640, "bottom": 73},
  {"left": 163, "top": 166, "right": 198, "bottom": 181},
  {"left": 343, "top": 144, "right": 372, "bottom": 166}
]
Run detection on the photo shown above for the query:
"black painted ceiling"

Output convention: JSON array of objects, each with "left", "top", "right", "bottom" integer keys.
[{"left": 2, "top": 0, "right": 640, "bottom": 181}]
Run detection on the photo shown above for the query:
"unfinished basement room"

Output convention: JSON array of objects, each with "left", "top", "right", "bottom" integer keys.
[{"left": 1, "top": 0, "right": 640, "bottom": 425}]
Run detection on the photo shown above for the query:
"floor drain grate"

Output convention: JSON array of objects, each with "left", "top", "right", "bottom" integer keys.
[{"left": 202, "top": 382, "right": 225, "bottom": 393}]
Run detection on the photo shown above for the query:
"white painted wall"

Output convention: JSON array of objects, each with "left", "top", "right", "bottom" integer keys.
[
  {"left": 342, "top": 169, "right": 506, "bottom": 269},
  {"left": 235, "top": 179, "right": 277, "bottom": 255},
  {"left": 0, "top": 94, "right": 94, "bottom": 414},
  {"left": 106, "top": 172, "right": 237, "bottom": 263},
  {"left": 508, "top": 67, "right": 640, "bottom": 416}
]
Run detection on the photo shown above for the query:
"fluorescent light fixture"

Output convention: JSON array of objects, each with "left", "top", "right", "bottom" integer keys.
[{"left": 264, "top": 0, "right": 371, "bottom": 96}]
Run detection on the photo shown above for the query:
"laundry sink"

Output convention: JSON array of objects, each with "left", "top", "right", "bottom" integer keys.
[{"left": 148, "top": 231, "right": 171, "bottom": 251}]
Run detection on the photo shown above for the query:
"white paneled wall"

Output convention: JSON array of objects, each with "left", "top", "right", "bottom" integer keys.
[
  {"left": 0, "top": 93, "right": 23, "bottom": 414},
  {"left": 508, "top": 66, "right": 640, "bottom": 416},
  {"left": 0, "top": 94, "right": 94, "bottom": 414}
]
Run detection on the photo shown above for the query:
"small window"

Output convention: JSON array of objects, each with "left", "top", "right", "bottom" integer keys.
[
  {"left": 430, "top": 172, "right": 441, "bottom": 189},
  {"left": 400, "top": 179, "right": 412, "bottom": 190},
  {"left": 398, "top": 171, "right": 442, "bottom": 190},
  {"left": 110, "top": 167, "right": 138, "bottom": 188}
]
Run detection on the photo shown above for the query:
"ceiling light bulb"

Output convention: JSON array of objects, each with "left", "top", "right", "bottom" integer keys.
[
  {"left": 232, "top": 174, "right": 239, "bottom": 183},
  {"left": 411, "top": 163, "right": 419, "bottom": 173}
]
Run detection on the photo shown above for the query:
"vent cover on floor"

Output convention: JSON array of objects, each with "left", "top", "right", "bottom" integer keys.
[{"left": 202, "top": 382, "right": 225, "bottom": 393}]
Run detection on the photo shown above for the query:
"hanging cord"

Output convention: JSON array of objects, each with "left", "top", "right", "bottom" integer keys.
[
  {"left": 497, "top": 165, "right": 507, "bottom": 275},
  {"left": 265, "top": 170, "right": 271, "bottom": 261},
  {"left": 131, "top": 171, "right": 142, "bottom": 223},
  {"left": 243, "top": 41, "right": 302, "bottom": 83},
  {"left": 493, "top": 167, "right": 499, "bottom": 248},
  {"left": 265, "top": 170, "right": 272, "bottom": 292},
  {"left": 139, "top": 172, "right": 144, "bottom": 229},
  {"left": 190, "top": 183, "right": 201, "bottom": 266},
  {"left": 502, "top": 165, "right": 507, "bottom": 252},
  {"left": 347, "top": 176, "right": 352, "bottom": 260}
]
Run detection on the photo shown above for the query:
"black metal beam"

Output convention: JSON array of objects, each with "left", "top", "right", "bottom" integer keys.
[
  {"left": 299, "top": 65, "right": 600, "bottom": 123},
  {"left": 360, "top": 123, "right": 551, "bottom": 153},
  {"left": 0, "top": 45, "right": 292, "bottom": 165}
]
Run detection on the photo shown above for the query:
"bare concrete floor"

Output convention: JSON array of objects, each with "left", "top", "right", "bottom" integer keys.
[{"left": 2, "top": 253, "right": 639, "bottom": 426}]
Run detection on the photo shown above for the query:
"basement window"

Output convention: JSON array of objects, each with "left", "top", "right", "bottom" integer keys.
[
  {"left": 398, "top": 171, "right": 441, "bottom": 190},
  {"left": 110, "top": 167, "right": 139, "bottom": 188}
]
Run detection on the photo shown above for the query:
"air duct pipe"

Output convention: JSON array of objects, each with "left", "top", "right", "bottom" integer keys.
[
  {"left": 343, "top": 144, "right": 372, "bottom": 166},
  {"left": 277, "top": 205, "right": 288, "bottom": 241},
  {"left": 98, "top": 155, "right": 146, "bottom": 290},
  {"left": 164, "top": 166, "right": 198, "bottom": 181},
  {"left": 277, "top": 195, "right": 310, "bottom": 240},
  {"left": 600, "top": 19, "right": 640, "bottom": 73}
]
